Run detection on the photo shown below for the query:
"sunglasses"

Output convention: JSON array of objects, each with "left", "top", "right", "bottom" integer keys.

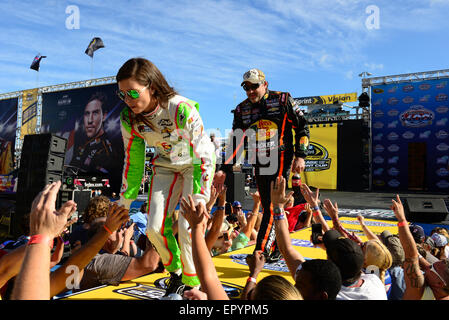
[
  {"left": 242, "top": 82, "right": 261, "bottom": 91},
  {"left": 117, "top": 86, "right": 148, "bottom": 101}
]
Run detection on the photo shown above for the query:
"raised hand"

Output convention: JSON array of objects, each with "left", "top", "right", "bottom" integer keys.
[
  {"left": 180, "top": 195, "right": 208, "bottom": 230},
  {"left": 29, "top": 181, "right": 76, "bottom": 238},
  {"left": 323, "top": 199, "right": 339, "bottom": 220},
  {"left": 299, "top": 183, "right": 320, "bottom": 208},
  {"left": 391, "top": 194, "right": 406, "bottom": 222},
  {"left": 246, "top": 250, "right": 265, "bottom": 277},
  {"left": 104, "top": 202, "right": 129, "bottom": 233},
  {"left": 213, "top": 170, "right": 226, "bottom": 190},
  {"left": 270, "top": 176, "right": 294, "bottom": 208},
  {"left": 250, "top": 190, "right": 261, "bottom": 204}
]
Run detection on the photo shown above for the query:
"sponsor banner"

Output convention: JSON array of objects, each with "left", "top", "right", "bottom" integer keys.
[
  {"left": 0, "top": 97, "right": 18, "bottom": 175},
  {"left": 371, "top": 78, "right": 449, "bottom": 191},
  {"left": 20, "top": 88, "right": 38, "bottom": 140},
  {"left": 295, "top": 92, "right": 357, "bottom": 105},
  {"left": 41, "top": 84, "right": 125, "bottom": 194},
  {"left": 294, "top": 124, "right": 337, "bottom": 190}
]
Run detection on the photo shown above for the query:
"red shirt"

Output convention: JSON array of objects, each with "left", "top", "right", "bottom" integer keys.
[{"left": 285, "top": 203, "right": 308, "bottom": 232}]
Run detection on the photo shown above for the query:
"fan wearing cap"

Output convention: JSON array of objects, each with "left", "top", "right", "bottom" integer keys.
[
  {"left": 323, "top": 230, "right": 387, "bottom": 300},
  {"left": 221, "top": 68, "right": 310, "bottom": 261}
]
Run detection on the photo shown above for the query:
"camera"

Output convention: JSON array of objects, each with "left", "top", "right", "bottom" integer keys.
[{"left": 121, "top": 219, "right": 134, "bottom": 229}]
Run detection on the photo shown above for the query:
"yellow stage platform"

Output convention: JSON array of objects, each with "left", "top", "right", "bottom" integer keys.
[{"left": 60, "top": 217, "right": 398, "bottom": 300}]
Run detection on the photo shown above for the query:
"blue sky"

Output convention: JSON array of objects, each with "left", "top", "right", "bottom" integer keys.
[{"left": 1, "top": 0, "right": 449, "bottom": 134}]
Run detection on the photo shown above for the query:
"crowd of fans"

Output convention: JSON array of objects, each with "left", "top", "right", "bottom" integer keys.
[{"left": 0, "top": 171, "right": 448, "bottom": 301}]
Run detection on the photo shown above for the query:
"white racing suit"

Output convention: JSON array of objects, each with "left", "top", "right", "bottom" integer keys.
[{"left": 119, "top": 95, "right": 216, "bottom": 287}]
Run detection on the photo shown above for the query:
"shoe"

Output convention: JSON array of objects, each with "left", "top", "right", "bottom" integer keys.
[
  {"left": 266, "top": 250, "right": 283, "bottom": 263},
  {"left": 164, "top": 272, "right": 185, "bottom": 297}
]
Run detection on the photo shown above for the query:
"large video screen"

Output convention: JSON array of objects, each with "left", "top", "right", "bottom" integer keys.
[
  {"left": 41, "top": 84, "right": 125, "bottom": 195},
  {"left": 371, "top": 78, "right": 449, "bottom": 192}
]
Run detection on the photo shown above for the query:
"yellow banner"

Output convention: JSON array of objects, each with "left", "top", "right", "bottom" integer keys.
[
  {"left": 320, "top": 92, "right": 357, "bottom": 104},
  {"left": 20, "top": 89, "right": 38, "bottom": 140},
  {"left": 296, "top": 92, "right": 357, "bottom": 105},
  {"left": 290, "top": 124, "right": 338, "bottom": 190}
]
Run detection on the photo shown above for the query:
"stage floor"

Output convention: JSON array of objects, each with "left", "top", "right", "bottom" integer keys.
[{"left": 59, "top": 216, "right": 399, "bottom": 300}]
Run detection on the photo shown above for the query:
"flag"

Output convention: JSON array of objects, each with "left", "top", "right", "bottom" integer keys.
[
  {"left": 85, "top": 37, "right": 105, "bottom": 58},
  {"left": 30, "top": 54, "right": 46, "bottom": 71}
]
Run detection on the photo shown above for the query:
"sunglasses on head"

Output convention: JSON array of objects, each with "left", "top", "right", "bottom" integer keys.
[
  {"left": 242, "top": 82, "right": 262, "bottom": 91},
  {"left": 117, "top": 86, "right": 148, "bottom": 101}
]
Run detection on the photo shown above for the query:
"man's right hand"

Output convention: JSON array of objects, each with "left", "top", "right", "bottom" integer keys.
[{"left": 213, "top": 170, "right": 226, "bottom": 190}]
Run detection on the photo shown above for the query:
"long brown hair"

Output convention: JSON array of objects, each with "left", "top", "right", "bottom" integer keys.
[{"left": 116, "top": 58, "right": 177, "bottom": 110}]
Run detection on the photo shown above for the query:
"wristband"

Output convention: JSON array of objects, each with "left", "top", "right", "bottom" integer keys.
[
  {"left": 28, "top": 234, "right": 53, "bottom": 249},
  {"left": 273, "top": 215, "right": 285, "bottom": 220},
  {"left": 397, "top": 221, "right": 407, "bottom": 228},
  {"left": 103, "top": 225, "right": 113, "bottom": 235},
  {"left": 313, "top": 211, "right": 320, "bottom": 217},
  {"left": 273, "top": 207, "right": 284, "bottom": 215},
  {"left": 217, "top": 206, "right": 225, "bottom": 211},
  {"left": 247, "top": 277, "right": 257, "bottom": 284},
  {"left": 312, "top": 206, "right": 320, "bottom": 211}
]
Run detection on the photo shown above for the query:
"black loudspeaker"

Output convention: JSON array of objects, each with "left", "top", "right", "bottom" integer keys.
[
  {"left": 232, "top": 172, "right": 246, "bottom": 204},
  {"left": 222, "top": 168, "right": 246, "bottom": 204},
  {"left": 12, "top": 134, "right": 67, "bottom": 237},
  {"left": 404, "top": 198, "right": 449, "bottom": 223},
  {"left": 58, "top": 190, "right": 92, "bottom": 219}
]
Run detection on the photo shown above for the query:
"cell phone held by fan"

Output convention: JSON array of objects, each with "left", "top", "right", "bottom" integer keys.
[{"left": 311, "top": 223, "right": 323, "bottom": 244}]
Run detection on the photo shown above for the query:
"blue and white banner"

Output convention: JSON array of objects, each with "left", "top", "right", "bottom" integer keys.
[{"left": 371, "top": 78, "right": 449, "bottom": 192}]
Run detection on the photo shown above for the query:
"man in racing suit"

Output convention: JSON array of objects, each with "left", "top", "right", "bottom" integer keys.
[
  {"left": 119, "top": 95, "right": 216, "bottom": 292},
  {"left": 222, "top": 68, "right": 309, "bottom": 261}
]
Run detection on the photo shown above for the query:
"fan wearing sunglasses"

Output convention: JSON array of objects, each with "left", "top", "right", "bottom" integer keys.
[
  {"left": 116, "top": 58, "right": 216, "bottom": 297},
  {"left": 219, "top": 68, "right": 310, "bottom": 262}
]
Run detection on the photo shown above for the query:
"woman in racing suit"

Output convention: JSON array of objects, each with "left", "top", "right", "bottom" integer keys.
[{"left": 116, "top": 58, "right": 216, "bottom": 295}]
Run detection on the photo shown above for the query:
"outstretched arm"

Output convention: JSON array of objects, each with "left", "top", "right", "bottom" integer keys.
[
  {"left": 391, "top": 195, "right": 425, "bottom": 300},
  {"left": 50, "top": 203, "right": 129, "bottom": 297},
  {"left": 12, "top": 181, "right": 75, "bottom": 300},
  {"left": 180, "top": 195, "right": 229, "bottom": 300},
  {"left": 300, "top": 184, "right": 330, "bottom": 232},
  {"left": 271, "top": 176, "right": 305, "bottom": 279},
  {"left": 356, "top": 214, "right": 380, "bottom": 241}
]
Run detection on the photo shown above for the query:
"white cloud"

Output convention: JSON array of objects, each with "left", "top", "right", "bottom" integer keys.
[
  {"left": 345, "top": 70, "right": 354, "bottom": 80},
  {"left": 364, "top": 62, "right": 384, "bottom": 71}
]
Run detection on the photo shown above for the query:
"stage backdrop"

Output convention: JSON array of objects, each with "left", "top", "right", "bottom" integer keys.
[
  {"left": 289, "top": 123, "right": 338, "bottom": 190},
  {"left": 40, "top": 84, "right": 125, "bottom": 195},
  {"left": 371, "top": 78, "right": 449, "bottom": 192},
  {"left": 0, "top": 97, "right": 18, "bottom": 176}
]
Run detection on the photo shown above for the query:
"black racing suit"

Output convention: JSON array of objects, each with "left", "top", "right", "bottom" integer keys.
[{"left": 223, "top": 90, "right": 310, "bottom": 256}]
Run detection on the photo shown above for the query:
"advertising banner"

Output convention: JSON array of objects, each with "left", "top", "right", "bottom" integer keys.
[
  {"left": 290, "top": 124, "right": 338, "bottom": 190},
  {"left": 20, "top": 88, "right": 38, "bottom": 140},
  {"left": 295, "top": 92, "right": 357, "bottom": 105},
  {"left": 41, "top": 84, "right": 125, "bottom": 195},
  {"left": 371, "top": 78, "right": 449, "bottom": 192},
  {"left": 0, "top": 97, "right": 18, "bottom": 176}
]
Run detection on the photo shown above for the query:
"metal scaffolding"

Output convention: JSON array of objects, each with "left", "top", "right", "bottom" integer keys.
[{"left": 362, "top": 69, "right": 449, "bottom": 88}]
